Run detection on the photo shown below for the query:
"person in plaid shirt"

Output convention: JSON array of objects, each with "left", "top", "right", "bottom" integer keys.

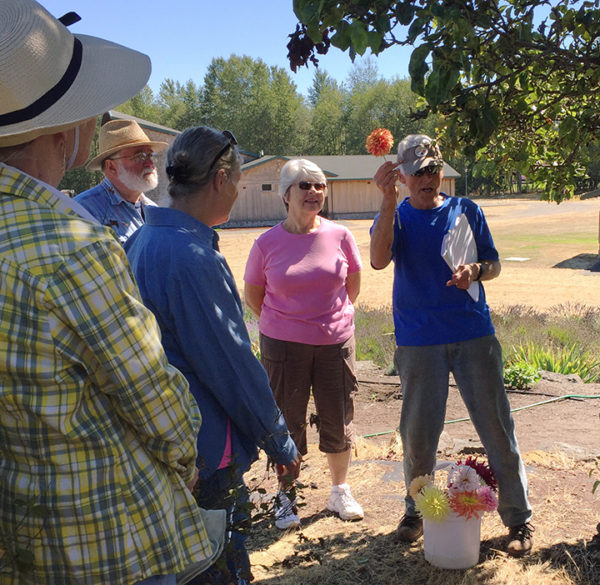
[{"left": 0, "top": 2, "right": 225, "bottom": 584}]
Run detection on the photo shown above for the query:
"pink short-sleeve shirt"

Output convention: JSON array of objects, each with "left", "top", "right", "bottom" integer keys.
[{"left": 244, "top": 218, "right": 362, "bottom": 345}]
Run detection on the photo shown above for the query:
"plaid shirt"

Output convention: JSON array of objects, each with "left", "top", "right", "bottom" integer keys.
[{"left": 0, "top": 166, "right": 217, "bottom": 584}]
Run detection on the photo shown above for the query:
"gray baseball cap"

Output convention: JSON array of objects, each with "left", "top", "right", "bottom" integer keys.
[{"left": 396, "top": 134, "right": 444, "bottom": 175}]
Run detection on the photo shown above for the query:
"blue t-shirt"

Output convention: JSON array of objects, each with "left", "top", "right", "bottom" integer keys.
[{"left": 372, "top": 194, "right": 498, "bottom": 346}]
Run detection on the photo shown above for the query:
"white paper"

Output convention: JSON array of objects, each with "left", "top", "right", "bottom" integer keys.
[{"left": 441, "top": 213, "right": 479, "bottom": 302}]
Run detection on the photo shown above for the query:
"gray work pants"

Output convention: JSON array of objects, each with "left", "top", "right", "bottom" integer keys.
[{"left": 394, "top": 334, "right": 532, "bottom": 527}]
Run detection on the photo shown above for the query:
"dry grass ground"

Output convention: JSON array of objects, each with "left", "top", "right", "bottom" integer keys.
[
  {"left": 245, "top": 443, "right": 599, "bottom": 585},
  {"left": 218, "top": 195, "right": 600, "bottom": 584}
]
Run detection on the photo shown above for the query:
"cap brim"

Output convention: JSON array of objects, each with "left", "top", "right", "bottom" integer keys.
[
  {"left": 0, "top": 34, "right": 150, "bottom": 146},
  {"left": 395, "top": 157, "right": 443, "bottom": 175},
  {"left": 86, "top": 140, "right": 168, "bottom": 171}
]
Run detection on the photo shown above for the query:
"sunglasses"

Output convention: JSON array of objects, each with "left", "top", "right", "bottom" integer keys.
[
  {"left": 208, "top": 130, "right": 238, "bottom": 172},
  {"left": 412, "top": 163, "right": 443, "bottom": 177},
  {"left": 109, "top": 152, "right": 158, "bottom": 165},
  {"left": 298, "top": 181, "right": 326, "bottom": 191}
]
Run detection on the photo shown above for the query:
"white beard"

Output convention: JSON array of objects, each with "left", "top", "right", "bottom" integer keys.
[{"left": 116, "top": 165, "right": 158, "bottom": 194}]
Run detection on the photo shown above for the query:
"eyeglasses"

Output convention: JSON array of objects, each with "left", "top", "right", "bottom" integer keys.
[
  {"left": 298, "top": 181, "right": 326, "bottom": 191},
  {"left": 412, "top": 163, "right": 443, "bottom": 177},
  {"left": 208, "top": 130, "right": 238, "bottom": 172},
  {"left": 109, "top": 151, "right": 158, "bottom": 165}
]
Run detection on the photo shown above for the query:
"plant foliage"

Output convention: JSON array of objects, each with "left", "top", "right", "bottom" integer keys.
[
  {"left": 288, "top": 0, "right": 600, "bottom": 201},
  {"left": 509, "top": 341, "right": 600, "bottom": 382}
]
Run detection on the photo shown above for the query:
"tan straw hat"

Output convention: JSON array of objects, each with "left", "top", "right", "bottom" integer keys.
[
  {"left": 86, "top": 120, "right": 168, "bottom": 171},
  {"left": 0, "top": 0, "right": 151, "bottom": 147}
]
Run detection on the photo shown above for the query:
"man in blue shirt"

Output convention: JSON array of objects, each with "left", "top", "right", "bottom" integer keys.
[
  {"left": 76, "top": 119, "right": 167, "bottom": 243},
  {"left": 370, "top": 134, "right": 533, "bottom": 557}
]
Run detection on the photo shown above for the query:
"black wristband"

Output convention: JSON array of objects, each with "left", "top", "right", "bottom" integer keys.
[{"left": 475, "top": 263, "right": 485, "bottom": 281}]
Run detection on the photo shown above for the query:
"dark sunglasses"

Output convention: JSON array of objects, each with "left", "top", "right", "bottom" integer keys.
[
  {"left": 208, "top": 130, "right": 238, "bottom": 172},
  {"left": 412, "top": 163, "right": 443, "bottom": 177},
  {"left": 298, "top": 181, "right": 326, "bottom": 191}
]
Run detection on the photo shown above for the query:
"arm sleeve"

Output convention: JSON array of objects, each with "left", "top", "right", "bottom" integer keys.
[
  {"left": 471, "top": 205, "right": 499, "bottom": 262},
  {"left": 342, "top": 228, "right": 363, "bottom": 274},
  {"left": 166, "top": 253, "right": 297, "bottom": 466},
  {"left": 49, "top": 240, "right": 200, "bottom": 484},
  {"left": 243, "top": 239, "right": 267, "bottom": 286}
]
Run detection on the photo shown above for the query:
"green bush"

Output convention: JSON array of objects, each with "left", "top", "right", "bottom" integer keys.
[
  {"left": 508, "top": 341, "right": 600, "bottom": 383},
  {"left": 503, "top": 362, "right": 541, "bottom": 390}
]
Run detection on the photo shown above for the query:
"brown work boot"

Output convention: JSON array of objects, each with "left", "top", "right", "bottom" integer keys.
[
  {"left": 396, "top": 514, "right": 423, "bottom": 542},
  {"left": 506, "top": 522, "right": 534, "bottom": 557}
]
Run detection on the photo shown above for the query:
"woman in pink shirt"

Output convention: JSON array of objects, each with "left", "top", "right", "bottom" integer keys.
[{"left": 244, "top": 159, "right": 363, "bottom": 529}]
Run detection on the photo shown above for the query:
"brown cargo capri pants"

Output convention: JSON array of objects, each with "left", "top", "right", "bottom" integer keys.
[{"left": 259, "top": 333, "right": 358, "bottom": 455}]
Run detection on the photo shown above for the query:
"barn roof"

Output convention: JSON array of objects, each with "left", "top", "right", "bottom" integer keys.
[{"left": 242, "top": 154, "right": 460, "bottom": 179}]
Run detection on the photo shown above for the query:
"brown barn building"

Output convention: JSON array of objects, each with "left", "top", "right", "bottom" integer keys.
[
  {"left": 96, "top": 115, "right": 459, "bottom": 224},
  {"left": 227, "top": 155, "right": 459, "bottom": 226}
]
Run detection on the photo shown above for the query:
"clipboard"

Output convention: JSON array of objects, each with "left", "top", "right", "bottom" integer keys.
[{"left": 441, "top": 213, "right": 479, "bottom": 302}]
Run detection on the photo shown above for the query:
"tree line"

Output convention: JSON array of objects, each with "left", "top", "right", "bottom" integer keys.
[
  {"left": 62, "top": 50, "right": 596, "bottom": 199},
  {"left": 61, "top": 54, "right": 443, "bottom": 194},
  {"left": 289, "top": 0, "right": 600, "bottom": 203}
]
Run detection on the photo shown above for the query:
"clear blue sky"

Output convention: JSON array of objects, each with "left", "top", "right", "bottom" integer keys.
[{"left": 41, "top": 0, "right": 412, "bottom": 98}]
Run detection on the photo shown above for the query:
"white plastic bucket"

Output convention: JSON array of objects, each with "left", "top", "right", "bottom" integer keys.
[{"left": 423, "top": 513, "right": 481, "bottom": 569}]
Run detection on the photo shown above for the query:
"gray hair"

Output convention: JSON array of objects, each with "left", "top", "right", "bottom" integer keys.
[
  {"left": 166, "top": 126, "right": 240, "bottom": 199},
  {"left": 278, "top": 159, "right": 327, "bottom": 210}
]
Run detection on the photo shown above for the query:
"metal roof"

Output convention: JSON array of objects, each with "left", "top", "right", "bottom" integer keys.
[{"left": 241, "top": 154, "right": 460, "bottom": 179}]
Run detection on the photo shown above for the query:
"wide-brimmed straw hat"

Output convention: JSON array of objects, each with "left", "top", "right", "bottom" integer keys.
[
  {"left": 86, "top": 120, "right": 168, "bottom": 171},
  {"left": 0, "top": 0, "right": 151, "bottom": 147}
]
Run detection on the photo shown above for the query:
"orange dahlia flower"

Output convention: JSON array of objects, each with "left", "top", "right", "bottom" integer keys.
[{"left": 366, "top": 128, "right": 394, "bottom": 156}]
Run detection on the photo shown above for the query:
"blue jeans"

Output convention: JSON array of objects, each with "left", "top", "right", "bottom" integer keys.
[
  {"left": 394, "top": 334, "right": 532, "bottom": 527},
  {"left": 188, "top": 467, "right": 250, "bottom": 585}
]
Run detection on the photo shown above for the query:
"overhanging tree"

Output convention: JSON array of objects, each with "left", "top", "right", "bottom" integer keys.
[{"left": 287, "top": 0, "right": 600, "bottom": 201}]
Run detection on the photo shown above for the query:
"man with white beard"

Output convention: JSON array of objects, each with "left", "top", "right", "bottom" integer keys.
[{"left": 76, "top": 119, "right": 167, "bottom": 243}]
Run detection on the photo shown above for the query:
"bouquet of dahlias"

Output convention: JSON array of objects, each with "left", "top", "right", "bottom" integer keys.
[
  {"left": 409, "top": 457, "right": 498, "bottom": 522},
  {"left": 366, "top": 128, "right": 394, "bottom": 157}
]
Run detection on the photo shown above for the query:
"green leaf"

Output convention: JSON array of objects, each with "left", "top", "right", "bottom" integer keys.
[
  {"left": 558, "top": 116, "right": 577, "bottom": 139},
  {"left": 367, "top": 31, "right": 384, "bottom": 54},
  {"left": 395, "top": 3, "right": 416, "bottom": 26},
  {"left": 408, "top": 17, "right": 427, "bottom": 44},
  {"left": 293, "top": 0, "right": 323, "bottom": 24},
  {"left": 408, "top": 44, "right": 430, "bottom": 82},
  {"left": 330, "top": 22, "right": 351, "bottom": 51},
  {"left": 349, "top": 21, "right": 369, "bottom": 55},
  {"left": 424, "top": 66, "right": 460, "bottom": 107}
]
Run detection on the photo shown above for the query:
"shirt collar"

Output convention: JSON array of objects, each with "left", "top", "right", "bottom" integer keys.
[
  {"left": 0, "top": 163, "right": 99, "bottom": 223},
  {"left": 145, "top": 206, "right": 220, "bottom": 249},
  {"left": 102, "top": 177, "right": 149, "bottom": 208}
]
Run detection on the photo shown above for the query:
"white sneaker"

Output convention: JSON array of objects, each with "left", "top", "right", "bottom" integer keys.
[
  {"left": 274, "top": 490, "right": 300, "bottom": 530},
  {"left": 327, "top": 484, "right": 364, "bottom": 521}
]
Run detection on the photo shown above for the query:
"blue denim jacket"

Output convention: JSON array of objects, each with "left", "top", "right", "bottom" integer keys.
[
  {"left": 125, "top": 206, "right": 298, "bottom": 478},
  {"left": 75, "top": 178, "right": 157, "bottom": 244}
]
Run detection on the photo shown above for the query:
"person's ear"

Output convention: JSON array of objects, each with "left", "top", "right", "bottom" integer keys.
[
  {"left": 103, "top": 158, "right": 117, "bottom": 177},
  {"left": 213, "top": 167, "right": 228, "bottom": 190},
  {"left": 397, "top": 172, "right": 407, "bottom": 185}
]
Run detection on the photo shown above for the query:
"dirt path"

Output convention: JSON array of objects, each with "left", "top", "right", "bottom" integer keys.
[{"left": 232, "top": 196, "right": 600, "bottom": 585}]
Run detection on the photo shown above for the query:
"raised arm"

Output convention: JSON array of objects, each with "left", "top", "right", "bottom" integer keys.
[{"left": 370, "top": 161, "right": 400, "bottom": 270}]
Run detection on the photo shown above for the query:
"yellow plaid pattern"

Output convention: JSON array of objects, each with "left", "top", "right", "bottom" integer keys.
[{"left": 0, "top": 167, "right": 214, "bottom": 584}]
